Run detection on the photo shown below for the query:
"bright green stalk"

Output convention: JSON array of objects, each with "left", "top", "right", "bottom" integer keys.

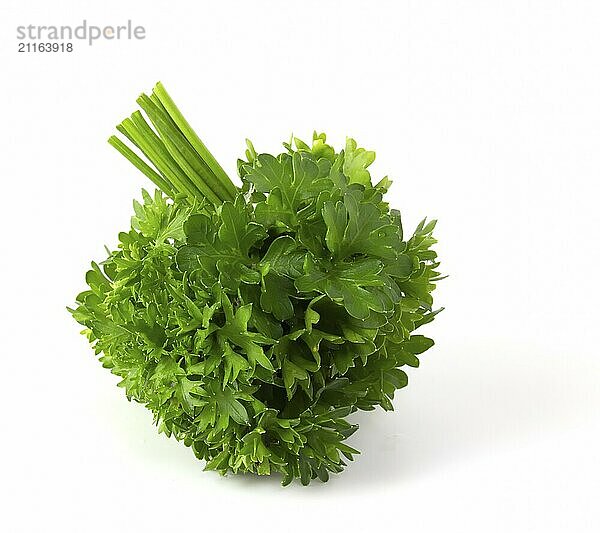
[
  {"left": 135, "top": 95, "right": 227, "bottom": 203},
  {"left": 108, "top": 135, "right": 176, "bottom": 197},
  {"left": 118, "top": 117, "right": 202, "bottom": 201},
  {"left": 127, "top": 111, "right": 220, "bottom": 204},
  {"left": 109, "top": 82, "right": 239, "bottom": 206},
  {"left": 152, "top": 82, "right": 238, "bottom": 198},
  {"left": 147, "top": 92, "right": 234, "bottom": 202}
]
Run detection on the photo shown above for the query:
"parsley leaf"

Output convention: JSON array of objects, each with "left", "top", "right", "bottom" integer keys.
[{"left": 71, "top": 84, "right": 443, "bottom": 485}]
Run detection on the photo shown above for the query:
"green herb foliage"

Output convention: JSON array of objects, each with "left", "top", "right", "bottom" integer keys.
[{"left": 70, "top": 83, "right": 442, "bottom": 485}]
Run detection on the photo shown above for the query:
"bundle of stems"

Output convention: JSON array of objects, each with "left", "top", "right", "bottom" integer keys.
[{"left": 108, "top": 82, "right": 238, "bottom": 206}]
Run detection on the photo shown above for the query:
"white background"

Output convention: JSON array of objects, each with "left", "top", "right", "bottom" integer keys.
[{"left": 1, "top": 1, "right": 599, "bottom": 531}]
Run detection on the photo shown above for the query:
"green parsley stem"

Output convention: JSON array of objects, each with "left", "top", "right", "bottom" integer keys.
[
  {"left": 117, "top": 116, "right": 203, "bottom": 201},
  {"left": 152, "top": 82, "right": 238, "bottom": 198},
  {"left": 108, "top": 135, "right": 176, "bottom": 197},
  {"left": 109, "top": 82, "right": 240, "bottom": 206},
  {"left": 136, "top": 94, "right": 228, "bottom": 203}
]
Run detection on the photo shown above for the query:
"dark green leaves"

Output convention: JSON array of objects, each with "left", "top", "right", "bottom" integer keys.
[
  {"left": 216, "top": 298, "right": 274, "bottom": 372},
  {"left": 74, "top": 120, "right": 442, "bottom": 486},
  {"left": 260, "top": 236, "right": 305, "bottom": 278},
  {"left": 246, "top": 152, "right": 320, "bottom": 213},
  {"left": 322, "top": 189, "right": 401, "bottom": 260},
  {"left": 219, "top": 198, "right": 265, "bottom": 257},
  {"left": 257, "top": 236, "right": 306, "bottom": 321},
  {"left": 296, "top": 256, "right": 397, "bottom": 319},
  {"left": 247, "top": 152, "right": 331, "bottom": 229},
  {"left": 400, "top": 334, "right": 435, "bottom": 354},
  {"left": 194, "top": 380, "right": 253, "bottom": 430},
  {"left": 176, "top": 197, "right": 265, "bottom": 289}
]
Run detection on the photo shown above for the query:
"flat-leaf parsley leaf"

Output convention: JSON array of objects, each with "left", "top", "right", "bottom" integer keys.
[{"left": 70, "top": 82, "right": 443, "bottom": 485}]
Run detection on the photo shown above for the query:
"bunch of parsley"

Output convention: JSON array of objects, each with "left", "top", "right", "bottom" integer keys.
[{"left": 70, "top": 83, "right": 442, "bottom": 485}]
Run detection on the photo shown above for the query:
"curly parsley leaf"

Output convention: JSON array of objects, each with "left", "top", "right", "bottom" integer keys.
[{"left": 73, "top": 84, "right": 443, "bottom": 486}]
